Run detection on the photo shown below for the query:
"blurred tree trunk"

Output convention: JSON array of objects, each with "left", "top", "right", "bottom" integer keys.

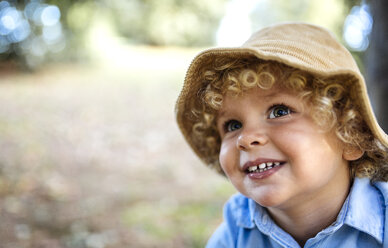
[{"left": 365, "top": 0, "right": 388, "bottom": 132}]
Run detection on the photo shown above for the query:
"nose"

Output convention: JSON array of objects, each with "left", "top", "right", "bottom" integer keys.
[{"left": 237, "top": 128, "right": 268, "bottom": 150}]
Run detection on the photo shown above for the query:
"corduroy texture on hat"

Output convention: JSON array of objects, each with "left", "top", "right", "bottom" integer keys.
[{"left": 175, "top": 22, "right": 388, "bottom": 174}]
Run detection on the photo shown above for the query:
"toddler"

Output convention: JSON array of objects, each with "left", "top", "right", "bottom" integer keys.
[{"left": 175, "top": 22, "right": 388, "bottom": 247}]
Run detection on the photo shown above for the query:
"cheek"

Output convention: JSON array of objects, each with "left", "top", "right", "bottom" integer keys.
[
  {"left": 277, "top": 129, "right": 345, "bottom": 174},
  {"left": 270, "top": 128, "right": 305, "bottom": 155},
  {"left": 219, "top": 140, "right": 237, "bottom": 173},
  {"left": 219, "top": 142, "right": 230, "bottom": 164}
]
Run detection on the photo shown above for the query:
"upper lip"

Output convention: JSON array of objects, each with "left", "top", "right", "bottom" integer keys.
[{"left": 242, "top": 158, "right": 285, "bottom": 172}]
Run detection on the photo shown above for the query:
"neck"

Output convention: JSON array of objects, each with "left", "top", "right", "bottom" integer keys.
[{"left": 267, "top": 175, "right": 351, "bottom": 246}]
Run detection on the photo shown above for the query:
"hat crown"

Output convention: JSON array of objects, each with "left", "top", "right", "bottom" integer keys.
[{"left": 241, "top": 23, "right": 359, "bottom": 74}]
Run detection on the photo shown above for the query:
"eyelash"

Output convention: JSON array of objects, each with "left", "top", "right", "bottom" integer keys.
[
  {"left": 223, "top": 119, "right": 242, "bottom": 133},
  {"left": 221, "top": 103, "right": 293, "bottom": 133},
  {"left": 268, "top": 103, "right": 293, "bottom": 119}
]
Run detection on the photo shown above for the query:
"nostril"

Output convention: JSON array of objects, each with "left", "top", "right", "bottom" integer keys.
[
  {"left": 237, "top": 134, "right": 266, "bottom": 150},
  {"left": 239, "top": 141, "right": 260, "bottom": 150}
]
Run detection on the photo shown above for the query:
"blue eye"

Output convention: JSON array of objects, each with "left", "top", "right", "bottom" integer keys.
[
  {"left": 269, "top": 105, "right": 291, "bottom": 119},
  {"left": 224, "top": 120, "right": 242, "bottom": 132}
]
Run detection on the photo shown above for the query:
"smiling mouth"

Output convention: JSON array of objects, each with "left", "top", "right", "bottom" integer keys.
[{"left": 245, "top": 161, "right": 284, "bottom": 174}]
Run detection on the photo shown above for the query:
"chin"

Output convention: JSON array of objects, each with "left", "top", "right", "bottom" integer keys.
[
  {"left": 254, "top": 196, "right": 281, "bottom": 208},
  {"left": 247, "top": 190, "right": 285, "bottom": 208}
]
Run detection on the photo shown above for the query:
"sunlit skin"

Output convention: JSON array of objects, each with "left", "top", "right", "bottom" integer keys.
[{"left": 216, "top": 84, "right": 363, "bottom": 245}]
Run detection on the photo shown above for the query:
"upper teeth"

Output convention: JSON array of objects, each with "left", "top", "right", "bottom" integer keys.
[{"left": 248, "top": 162, "right": 280, "bottom": 172}]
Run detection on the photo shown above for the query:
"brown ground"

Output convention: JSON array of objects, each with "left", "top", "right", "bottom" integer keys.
[{"left": 0, "top": 47, "right": 236, "bottom": 248}]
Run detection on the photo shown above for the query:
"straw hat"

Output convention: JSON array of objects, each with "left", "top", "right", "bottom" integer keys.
[{"left": 175, "top": 22, "right": 388, "bottom": 174}]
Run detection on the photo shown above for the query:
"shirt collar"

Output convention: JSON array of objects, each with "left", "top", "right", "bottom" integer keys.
[
  {"left": 237, "top": 177, "right": 385, "bottom": 244},
  {"left": 344, "top": 177, "right": 384, "bottom": 244},
  {"left": 235, "top": 195, "right": 257, "bottom": 229}
]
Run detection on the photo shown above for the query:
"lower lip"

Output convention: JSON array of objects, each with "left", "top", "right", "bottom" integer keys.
[{"left": 247, "top": 165, "right": 282, "bottom": 180}]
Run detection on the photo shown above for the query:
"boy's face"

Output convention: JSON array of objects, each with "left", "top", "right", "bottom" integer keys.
[{"left": 216, "top": 84, "right": 352, "bottom": 210}]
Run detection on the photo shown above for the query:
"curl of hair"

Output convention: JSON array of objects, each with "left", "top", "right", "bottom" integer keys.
[
  {"left": 310, "top": 95, "right": 337, "bottom": 131},
  {"left": 287, "top": 71, "right": 308, "bottom": 91},
  {"left": 226, "top": 75, "right": 241, "bottom": 95},
  {"left": 258, "top": 72, "right": 275, "bottom": 89},
  {"left": 204, "top": 91, "right": 223, "bottom": 110},
  {"left": 240, "top": 69, "right": 259, "bottom": 88}
]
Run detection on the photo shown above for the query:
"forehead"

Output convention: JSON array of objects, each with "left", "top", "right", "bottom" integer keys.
[
  {"left": 224, "top": 82, "right": 297, "bottom": 103},
  {"left": 218, "top": 83, "right": 303, "bottom": 115}
]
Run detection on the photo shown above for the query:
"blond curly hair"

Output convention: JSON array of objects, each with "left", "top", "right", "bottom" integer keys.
[{"left": 191, "top": 56, "right": 388, "bottom": 181}]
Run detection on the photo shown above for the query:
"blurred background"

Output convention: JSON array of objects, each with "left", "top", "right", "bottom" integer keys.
[{"left": 0, "top": 0, "right": 386, "bottom": 247}]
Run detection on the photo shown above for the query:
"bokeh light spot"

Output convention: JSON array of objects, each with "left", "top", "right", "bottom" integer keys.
[
  {"left": 8, "top": 19, "right": 30, "bottom": 43},
  {"left": 42, "top": 23, "right": 62, "bottom": 44},
  {"left": 24, "top": 2, "right": 40, "bottom": 21},
  {"left": 0, "top": 7, "right": 21, "bottom": 35},
  {"left": 216, "top": 0, "right": 262, "bottom": 46},
  {"left": 2, "top": 14, "right": 15, "bottom": 30},
  {"left": 30, "top": 36, "right": 47, "bottom": 57},
  {"left": 343, "top": 4, "right": 372, "bottom": 51},
  {"left": 41, "top": 5, "right": 60, "bottom": 26},
  {"left": 0, "top": 1, "right": 10, "bottom": 9}
]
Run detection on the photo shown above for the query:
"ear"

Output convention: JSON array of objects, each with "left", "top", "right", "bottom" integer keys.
[{"left": 343, "top": 145, "right": 364, "bottom": 161}]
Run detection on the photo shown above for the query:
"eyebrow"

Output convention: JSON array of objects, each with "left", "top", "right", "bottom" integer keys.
[
  {"left": 261, "top": 91, "right": 283, "bottom": 99},
  {"left": 217, "top": 91, "right": 285, "bottom": 117}
]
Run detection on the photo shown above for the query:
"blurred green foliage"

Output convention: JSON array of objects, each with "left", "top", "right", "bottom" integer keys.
[
  {"left": 122, "top": 200, "right": 220, "bottom": 247},
  {"left": 343, "top": 0, "right": 362, "bottom": 9},
  {"left": 0, "top": 0, "right": 228, "bottom": 69},
  {"left": 250, "top": 0, "right": 348, "bottom": 38},
  {"left": 122, "top": 179, "right": 234, "bottom": 247},
  {"left": 107, "top": 0, "right": 228, "bottom": 46}
]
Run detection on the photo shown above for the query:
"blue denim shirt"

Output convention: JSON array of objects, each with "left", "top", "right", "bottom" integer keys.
[{"left": 206, "top": 178, "right": 388, "bottom": 248}]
